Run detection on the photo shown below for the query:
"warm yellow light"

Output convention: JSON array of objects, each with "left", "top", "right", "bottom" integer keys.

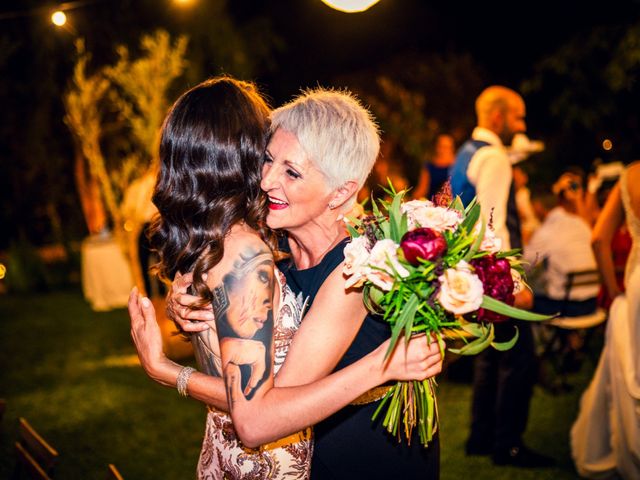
[
  {"left": 602, "top": 139, "right": 613, "bottom": 151},
  {"left": 123, "top": 220, "right": 134, "bottom": 233},
  {"left": 51, "top": 10, "right": 67, "bottom": 26},
  {"left": 321, "top": 0, "right": 381, "bottom": 13},
  {"left": 0, "top": 263, "right": 6, "bottom": 280},
  {"left": 174, "top": 0, "right": 194, "bottom": 5}
]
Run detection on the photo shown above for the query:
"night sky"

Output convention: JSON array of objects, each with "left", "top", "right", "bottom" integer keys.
[
  {"left": 233, "top": 0, "right": 640, "bottom": 100},
  {"left": 2, "top": 0, "right": 640, "bottom": 247}
]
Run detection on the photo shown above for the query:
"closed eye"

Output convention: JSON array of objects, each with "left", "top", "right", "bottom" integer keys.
[{"left": 286, "top": 168, "right": 301, "bottom": 179}]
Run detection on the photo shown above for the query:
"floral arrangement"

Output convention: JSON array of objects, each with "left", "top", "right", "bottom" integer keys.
[{"left": 343, "top": 185, "right": 550, "bottom": 447}]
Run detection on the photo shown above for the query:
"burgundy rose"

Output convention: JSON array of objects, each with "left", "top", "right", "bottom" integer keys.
[
  {"left": 400, "top": 228, "right": 447, "bottom": 266},
  {"left": 468, "top": 255, "right": 515, "bottom": 323}
]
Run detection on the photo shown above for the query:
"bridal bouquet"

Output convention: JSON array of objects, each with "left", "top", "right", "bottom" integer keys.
[{"left": 343, "top": 185, "right": 550, "bottom": 446}]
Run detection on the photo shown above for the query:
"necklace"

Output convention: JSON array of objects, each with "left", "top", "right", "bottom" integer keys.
[{"left": 291, "top": 230, "right": 348, "bottom": 270}]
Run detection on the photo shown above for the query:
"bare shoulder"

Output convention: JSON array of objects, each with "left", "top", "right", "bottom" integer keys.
[
  {"left": 206, "top": 226, "right": 274, "bottom": 287},
  {"left": 225, "top": 227, "right": 271, "bottom": 256}
]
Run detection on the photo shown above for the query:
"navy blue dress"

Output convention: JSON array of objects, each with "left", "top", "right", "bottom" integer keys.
[
  {"left": 425, "top": 163, "right": 450, "bottom": 198},
  {"left": 279, "top": 238, "right": 440, "bottom": 480}
]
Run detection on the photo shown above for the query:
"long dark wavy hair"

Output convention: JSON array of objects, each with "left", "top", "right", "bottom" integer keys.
[{"left": 150, "top": 76, "right": 276, "bottom": 306}]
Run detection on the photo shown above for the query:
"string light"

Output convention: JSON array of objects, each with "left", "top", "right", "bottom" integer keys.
[
  {"left": 0, "top": 1, "right": 106, "bottom": 22},
  {"left": 321, "top": 0, "right": 381, "bottom": 13},
  {"left": 602, "top": 139, "right": 613, "bottom": 151},
  {"left": 51, "top": 10, "right": 67, "bottom": 26}
]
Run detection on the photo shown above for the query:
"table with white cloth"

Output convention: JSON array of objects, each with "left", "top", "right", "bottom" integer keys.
[{"left": 81, "top": 232, "right": 134, "bottom": 311}]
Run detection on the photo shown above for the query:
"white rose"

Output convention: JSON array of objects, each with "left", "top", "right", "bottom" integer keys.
[
  {"left": 403, "top": 201, "right": 461, "bottom": 232},
  {"left": 437, "top": 260, "right": 484, "bottom": 315},
  {"left": 343, "top": 236, "right": 372, "bottom": 289},
  {"left": 480, "top": 226, "right": 503, "bottom": 253},
  {"left": 402, "top": 200, "right": 432, "bottom": 230},
  {"left": 402, "top": 199, "right": 435, "bottom": 214},
  {"left": 365, "top": 239, "right": 410, "bottom": 291}
]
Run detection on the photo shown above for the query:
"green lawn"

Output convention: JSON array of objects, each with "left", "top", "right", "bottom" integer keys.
[{"left": 0, "top": 290, "right": 590, "bottom": 479}]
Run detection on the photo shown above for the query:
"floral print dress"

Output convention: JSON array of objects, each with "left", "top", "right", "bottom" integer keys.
[{"left": 196, "top": 269, "right": 313, "bottom": 480}]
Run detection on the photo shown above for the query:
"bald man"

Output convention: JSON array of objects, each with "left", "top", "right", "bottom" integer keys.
[{"left": 450, "top": 86, "right": 553, "bottom": 468}]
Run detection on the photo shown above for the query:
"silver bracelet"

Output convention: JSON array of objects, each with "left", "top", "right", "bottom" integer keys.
[{"left": 176, "top": 366, "right": 196, "bottom": 397}]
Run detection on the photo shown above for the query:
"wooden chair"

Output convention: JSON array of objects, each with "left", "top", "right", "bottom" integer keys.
[
  {"left": 539, "top": 269, "right": 607, "bottom": 392},
  {"left": 549, "top": 269, "right": 607, "bottom": 329},
  {"left": 107, "top": 463, "right": 124, "bottom": 480},
  {"left": 13, "top": 417, "right": 59, "bottom": 480}
]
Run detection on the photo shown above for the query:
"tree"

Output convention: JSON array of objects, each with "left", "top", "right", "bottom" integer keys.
[
  {"left": 64, "top": 30, "right": 188, "bottom": 292},
  {"left": 337, "top": 52, "right": 486, "bottom": 184},
  {"left": 521, "top": 22, "right": 640, "bottom": 169}
]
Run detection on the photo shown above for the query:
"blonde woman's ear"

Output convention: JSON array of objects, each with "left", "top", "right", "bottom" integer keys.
[{"left": 330, "top": 181, "right": 359, "bottom": 209}]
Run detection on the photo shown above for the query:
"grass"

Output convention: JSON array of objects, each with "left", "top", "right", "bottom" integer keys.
[{"left": 0, "top": 290, "right": 592, "bottom": 478}]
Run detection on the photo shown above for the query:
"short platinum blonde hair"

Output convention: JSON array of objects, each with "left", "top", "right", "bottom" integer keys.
[{"left": 270, "top": 88, "right": 380, "bottom": 197}]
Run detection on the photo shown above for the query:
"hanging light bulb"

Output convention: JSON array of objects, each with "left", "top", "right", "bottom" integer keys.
[
  {"left": 321, "top": 0, "right": 381, "bottom": 13},
  {"left": 51, "top": 10, "right": 67, "bottom": 26}
]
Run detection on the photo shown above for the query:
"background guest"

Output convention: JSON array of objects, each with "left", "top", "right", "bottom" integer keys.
[
  {"left": 450, "top": 85, "right": 552, "bottom": 468},
  {"left": 412, "top": 132, "right": 456, "bottom": 200}
]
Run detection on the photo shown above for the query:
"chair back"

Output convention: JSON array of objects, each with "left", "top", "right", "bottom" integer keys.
[
  {"left": 562, "top": 269, "right": 601, "bottom": 305},
  {"left": 14, "top": 417, "right": 59, "bottom": 480},
  {"left": 548, "top": 269, "right": 606, "bottom": 329}
]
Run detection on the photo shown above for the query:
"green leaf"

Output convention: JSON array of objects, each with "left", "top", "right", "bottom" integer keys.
[
  {"left": 448, "top": 323, "right": 494, "bottom": 355},
  {"left": 371, "top": 196, "right": 382, "bottom": 218},
  {"left": 491, "top": 326, "right": 519, "bottom": 351},
  {"left": 463, "top": 196, "right": 478, "bottom": 213},
  {"left": 481, "top": 295, "right": 555, "bottom": 321},
  {"left": 462, "top": 217, "right": 485, "bottom": 262},
  {"left": 399, "top": 211, "right": 409, "bottom": 238},
  {"left": 459, "top": 202, "right": 481, "bottom": 234},
  {"left": 388, "top": 190, "right": 405, "bottom": 243},
  {"left": 363, "top": 284, "right": 386, "bottom": 314},
  {"left": 459, "top": 321, "right": 484, "bottom": 337},
  {"left": 451, "top": 196, "right": 465, "bottom": 213},
  {"left": 386, "top": 293, "right": 419, "bottom": 359},
  {"left": 371, "top": 386, "right": 395, "bottom": 421},
  {"left": 404, "top": 299, "right": 418, "bottom": 344},
  {"left": 496, "top": 248, "right": 521, "bottom": 258},
  {"left": 345, "top": 223, "right": 360, "bottom": 238},
  {"left": 368, "top": 285, "right": 385, "bottom": 305}
]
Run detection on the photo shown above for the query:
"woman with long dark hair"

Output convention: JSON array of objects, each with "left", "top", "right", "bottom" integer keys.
[{"left": 129, "top": 77, "right": 442, "bottom": 479}]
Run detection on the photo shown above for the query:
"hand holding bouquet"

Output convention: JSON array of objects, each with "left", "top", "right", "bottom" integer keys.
[{"left": 343, "top": 185, "right": 551, "bottom": 446}]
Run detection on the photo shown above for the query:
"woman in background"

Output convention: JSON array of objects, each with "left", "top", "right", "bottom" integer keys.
[{"left": 412, "top": 133, "right": 456, "bottom": 200}]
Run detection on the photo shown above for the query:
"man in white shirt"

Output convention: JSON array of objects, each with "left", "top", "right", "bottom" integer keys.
[
  {"left": 525, "top": 172, "right": 599, "bottom": 316},
  {"left": 451, "top": 86, "right": 553, "bottom": 468}
]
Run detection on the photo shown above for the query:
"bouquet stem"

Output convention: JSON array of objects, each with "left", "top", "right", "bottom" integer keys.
[{"left": 373, "top": 377, "right": 438, "bottom": 447}]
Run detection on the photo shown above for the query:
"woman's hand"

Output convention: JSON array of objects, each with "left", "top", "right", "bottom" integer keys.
[
  {"left": 166, "top": 272, "right": 215, "bottom": 332},
  {"left": 377, "top": 334, "right": 443, "bottom": 383},
  {"left": 219, "top": 337, "right": 267, "bottom": 396},
  {"left": 128, "top": 288, "right": 179, "bottom": 385}
]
